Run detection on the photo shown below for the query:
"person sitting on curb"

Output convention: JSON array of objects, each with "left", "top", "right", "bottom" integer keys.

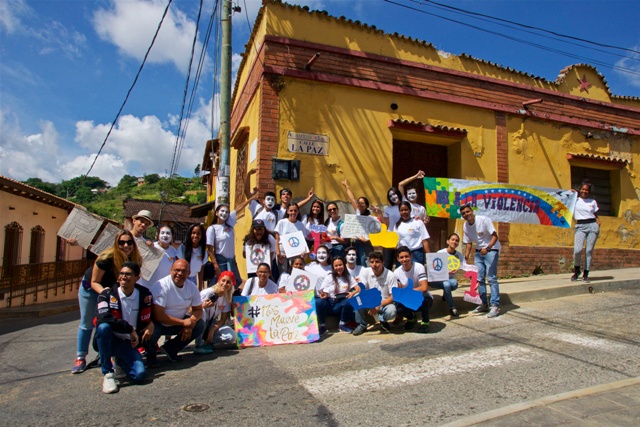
[
  {"left": 95, "top": 261, "right": 153, "bottom": 394},
  {"left": 352, "top": 251, "right": 398, "bottom": 336},
  {"left": 194, "top": 271, "right": 237, "bottom": 354},
  {"left": 147, "top": 259, "right": 204, "bottom": 366},
  {"left": 393, "top": 246, "right": 433, "bottom": 333}
]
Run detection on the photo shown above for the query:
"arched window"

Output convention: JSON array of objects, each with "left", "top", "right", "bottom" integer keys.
[
  {"left": 3, "top": 222, "right": 23, "bottom": 267},
  {"left": 29, "top": 225, "right": 45, "bottom": 264}
]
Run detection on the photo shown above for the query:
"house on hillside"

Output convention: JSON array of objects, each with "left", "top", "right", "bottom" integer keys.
[
  {"left": 123, "top": 198, "right": 206, "bottom": 243},
  {"left": 201, "top": 0, "right": 640, "bottom": 277}
]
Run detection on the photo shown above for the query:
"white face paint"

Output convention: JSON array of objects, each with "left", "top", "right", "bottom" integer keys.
[
  {"left": 315, "top": 250, "right": 329, "bottom": 263},
  {"left": 346, "top": 251, "right": 357, "bottom": 264},
  {"left": 265, "top": 196, "right": 276, "bottom": 209},
  {"left": 218, "top": 208, "right": 229, "bottom": 221},
  {"left": 407, "top": 189, "right": 418, "bottom": 202},
  {"left": 159, "top": 228, "right": 173, "bottom": 244},
  {"left": 389, "top": 192, "right": 399, "bottom": 204}
]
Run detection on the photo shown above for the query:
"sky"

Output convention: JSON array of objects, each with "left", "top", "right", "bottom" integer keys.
[{"left": 1, "top": 0, "right": 639, "bottom": 187}]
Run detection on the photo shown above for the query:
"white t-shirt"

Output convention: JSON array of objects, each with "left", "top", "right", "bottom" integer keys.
[
  {"left": 151, "top": 275, "right": 202, "bottom": 326},
  {"left": 138, "top": 242, "right": 179, "bottom": 288},
  {"left": 463, "top": 215, "right": 501, "bottom": 250},
  {"left": 394, "top": 262, "right": 428, "bottom": 289},
  {"left": 574, "top": 197, "right": 599, "bottom": 220},
  {"left": 359, "top": 267, "right": 397, "bottom": 299},
  {"left": 244, "top": 236, "right": 277, "bottom": 269},
  {"left": 177, "top": 244, "right": 206, "bottom": 280},
  {"left": 206, "top": 211, "right": 237, "bottom": 259},
  {"left": 305, "top": 262, "right": 332, "bottom": 291},
  {"left": 383, "top": 205, "right": 401, "bottom": 231},
  {"left": 437, "top": 248, "right": 465, "bottom": 279},
  {"left": 302, "top": 215, "right": 332, "bottom": 249},
  {"left": 326, "top": 217, "right": 343, "bottom": 245},
  {"left": 347, "top": 264, "right": 363, "bottom": 282},
  {"left": 241, "top": 278, "right": 279, "bottom": 296},
  {"left": 403, "top": 196, "right": 427, "bottom": 220},
  {"left": 396, "top": 218, "right": 430, "bottom": 251},
  {"left": 249, "top": 200, "right": 278, "bottom": 232},
  {"left": 275, "top": 218, "right": 310, "bottom": 239},
  {"left": 114, "top": 287, "right": 140, "bottom": 340},
  {"left": 319, "top": 274, "right": 358, "bottom": 299},
  {"left": 199, "top": 288, "right": 231, "bottom": 324}
]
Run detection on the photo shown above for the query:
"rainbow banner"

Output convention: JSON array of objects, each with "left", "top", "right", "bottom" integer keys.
[
  {"left": 424, "top": 177, "right": 577, "bottom": 228},
  {"left": 233, "top": 291, "right": 319, "bottom": 348}
]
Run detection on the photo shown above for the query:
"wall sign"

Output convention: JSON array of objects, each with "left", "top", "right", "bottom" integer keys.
[{"left": 287, "top": 131, "right": 329, "bottom": 156}]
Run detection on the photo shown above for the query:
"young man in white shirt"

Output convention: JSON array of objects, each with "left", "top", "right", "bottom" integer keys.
[
  {"left": 461, "top": 204, "right": 501, "bottom": 318},
  {"left": 394, "top": 246, "right": 433, "bottom": 333}
]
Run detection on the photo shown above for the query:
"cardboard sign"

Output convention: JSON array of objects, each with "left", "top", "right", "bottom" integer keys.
[
  {"left": 285, "top": 268, "right": 318, "bottom": 293},
  {"left": 348, "top": 287, "right": 382, "bottom": 310},
  {"left": 341, "top": 214, "right": 382, "bottom": 239},
  {"left": 245, "top": 243, "right": 271, "bottom": 274},
  {"left": 426, "top": 253, "right": 449, "bottom": 282},
  {"left": 392, "top": 287, "right": 425, "bottom": 311},
  {"left": 57, "top": 207, "right": 103, "bottom": 249},
  {"left": 368, "top": 223, "right": 399, "bottom": 248},
  {"left": 233, "top": 291, "right": 319, "bottom": 347},
  {"left": 281, "top": 230, "right": 307, "bottom": 258},
  {"left": 90, "top": 223, "right": 121, "bottom": 256}
]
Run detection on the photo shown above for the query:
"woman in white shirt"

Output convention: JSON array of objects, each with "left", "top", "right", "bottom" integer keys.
[
  {"left": 206, "top": 204, "right": 242, "bottom": 288},
  {"left": 195, "top": 271, "right": 237, "bottom": 353},
  {"left": 395, "top": 201, "right": 431, "bottom": 265},
  {"left": 316, "top": 256, "right": 359, "bottom": 334},
  {"left": 241, "top": 263, "right": 278, "bottom": 296},
  {"left": 571, "top": 180, "right": 600, "bottom": 283},
  {"left": 275, "top": 203, "right": 310, "bottom": 271},
  {"left": 302, "top": 199, "right": 326, "bottom": 251},
  {"left": 277, "top": 256, "right": 306, "bottom": 292},
  {"left": 431, "top": 233, "right": 464, "bottom": 317},
  {"left": 179, "top": 223, "right": 207, "bottom": 289},
  {"left": 242, "top": 219, "right": 277, "bottom": 280}
]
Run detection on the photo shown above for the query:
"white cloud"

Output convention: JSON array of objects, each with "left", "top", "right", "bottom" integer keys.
[
  {"left": 93, "top": 0, "right": 207, "bottom": 74},
  {"left": 0, "top": 0, "right": 31, "bottom": 34},
  {"left": 615, "top": 45, "right": 640, "bottom": 89},
  {"left": 61, "top": 153, "right": 127, "bottom": 187}
]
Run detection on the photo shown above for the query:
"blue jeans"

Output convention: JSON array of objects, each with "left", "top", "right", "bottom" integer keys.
[
  {"left": 95, "top": 323, "right": 145, "bottom": 381},
  {"left": 329, "top": 244, "right": 345, "bottom": 260},
  {"left": 215, "top": 254, "right": 242, "bottom": 286},
  {"left": 476, "top": 250, "right": 500, "bottom": 307},
  {"left": 147, "top": 318, "right": 206, "bottom": 361},
  {"left": 315, "top": 297, "right": 354, "bottom": 324},
  {"left": 396, "top": 293, "right": 433, "bottom": 322},
  {"left": 355, "top": 304, "right": 397, "bottom": 326},
  {"left": 429, "top": 279, "right": 459, "bottom": 309},
  {"left": 574, "top": 222, "right": 599, "bottom": 270},
  {"left": 77, "top": 285, "right": 98, "bottom": 357}
]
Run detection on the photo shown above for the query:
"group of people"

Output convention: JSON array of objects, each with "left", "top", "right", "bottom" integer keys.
[{"left": 70, "top": 170, "right": 600, "bottom": 394}]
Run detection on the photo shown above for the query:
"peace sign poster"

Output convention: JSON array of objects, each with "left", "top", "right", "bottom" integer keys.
[
  {"left": 281, "top": 230, "right": 307, "bottom": 258},
  {"left": 425, "top": 253, "right": 449, "bottom": 282},
  {"left": 285, "top": 268, "right": 318, "bottom": 293},
  {"left": 245, "top": 243, "right": 271, "bottom": 274}
]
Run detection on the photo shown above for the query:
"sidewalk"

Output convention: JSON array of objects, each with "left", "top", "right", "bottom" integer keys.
[{"left": 443, "top": 377, "right": 640, "bottom": 426}]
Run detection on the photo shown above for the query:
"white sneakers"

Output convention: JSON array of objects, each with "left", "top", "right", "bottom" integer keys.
[{"left": 102, "top": 372, "right": 118, "bottom": 394}]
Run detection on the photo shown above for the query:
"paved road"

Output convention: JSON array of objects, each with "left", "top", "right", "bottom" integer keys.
[{"left": 1, "top": 288, "right": 639, "bottom": 426}]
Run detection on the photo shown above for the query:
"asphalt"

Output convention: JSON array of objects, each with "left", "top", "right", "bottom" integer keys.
[{"left": 1, "top": 266, "right": 639, "bottom": 426}]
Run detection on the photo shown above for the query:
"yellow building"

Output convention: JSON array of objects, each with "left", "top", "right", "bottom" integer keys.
[{"left": 202, "top": 0, "right": 640, "bottom": 277}]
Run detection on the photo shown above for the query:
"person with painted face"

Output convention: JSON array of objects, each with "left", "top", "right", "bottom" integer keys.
[
  {"left": 178, "top": 223, "right": 207, "bottom": 290},
  {"left": 317, "top": 256, "right": 359, "bottom": 334},
  {"left": 277, "top": 256, "right": 306, "bottom": 292},
  {"left": 243, "top": 219, "right": 277, "bottom": 280},
  {"left": 142, "top": 224, "right": 180, "bottom": 288},
  {"left": 431, "top": 233, "right": 464, "bottom": 317},
  {"left": 341, "top": 179, "right": 375, "bottom": 266},
  {"left": 305, "top": 244, "right": 333, "bottom": 293},
  {"left": 381, "top": 186, "right": 403, "bottom": 270},
  {"left": 395, "top": 202, "right": 431, "bottom": 265},
  {"left": 194, "top": 271, "right": 237, "bottom": 354},
  {"left": 325, "top": 202, "right": 348, "bottom": 259},
  {"left": 345, "top": 246, "right": 363, "bottom": 282},
  {"left": 398, "top": 170, "right": 429, "bottom": 224},
  {"left": 248, "top": 190, "right": 279, "bottom": 234},
  {"left": 206, "top": 204, "right": 243, "bottom": 288},
  {"left": 571, "top": 179, "right": 600, "bottom": 283},
  {"left": 275, "top": 203, "right": 310, "bottom": 272}
]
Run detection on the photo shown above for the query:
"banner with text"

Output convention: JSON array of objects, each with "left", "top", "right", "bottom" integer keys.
[
  {"left": 233, "top": 291, "right": 319, "bottom": 348},
  {"left": 423, "top": 177, "right": 577, "bottom": 228}
]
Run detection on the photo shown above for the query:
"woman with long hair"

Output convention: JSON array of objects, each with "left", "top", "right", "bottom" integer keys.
[
  {"left": 274, "top": 203, "right": 310, "bottom": 272},
  {"left": 194, "top": 271, "right": 237, "bottom": 354},
  {"left": 206, "top": 204, "right": 243, "bottom": 288},
  {"left": 243, "top": 219, "right": 277, "bottom": 280},
  {"left": 395, "top": 201, "right": 430, "bottom": 265},
  {"left": 325, "top": 202, "right": 348, "bottom": 259},
  {"left": 431, "top": 233, "right": 463, "bottom": 317},
  {"left": 316, "top": 256, "right": 359, "bottom": 335},
  {"left": 179, "top": 223, "right": 207, "bottom": 289},
  {"left": 302, "top": 199, "right": 326, "bottom": 251},
  {"left": 341, "top": 180, "right": 375, "bottom": 265},
  {"left": 71, "top": 230, "right": 142, "bottom": 374},
  {"left": 571, "top": 179, "right": 601, "bottom": 283},
  {"left": 277, "top": 256, "right": 306, "bottom": 292}
]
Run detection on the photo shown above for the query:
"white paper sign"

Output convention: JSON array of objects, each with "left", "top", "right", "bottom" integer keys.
[
  {"left": 57, "top": 207, "right": 103, "bottom": 248},
  {"left": 340, "top": 214, "right": 382, "bottom": 239},
  {"left": 285, "top": 268, "right": 318, "bottom": 293},
  {"left": 245, "top": 243, "right": 271, "bottom": 274},
  {"left": 426, "top": 253, "right": 449, "bottom": 282},
  {"left": 90, "top": 223, "right": 121, "bottom": 256},
  {"left": 281, "top": 230, "right": 307, "bottom": 258},
  {"left": 136, "top": 241, "right": 165, "bottom": 281},
  {"left": 287, "top": 131, "right": 329, "bottom": 156}
]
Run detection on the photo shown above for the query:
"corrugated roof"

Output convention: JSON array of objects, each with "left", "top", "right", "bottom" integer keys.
[
  {"left": 390, "top": 119, "right": 468, "bottom": 135},
  {"left": 0, "top": 174, "right": 76, "bottom": 211},
  {"left": 567, "top": 153, "right": 629, "bottom": 165},
  {"left": 123, "top": 198, "right": 205, "bottom": 224}
]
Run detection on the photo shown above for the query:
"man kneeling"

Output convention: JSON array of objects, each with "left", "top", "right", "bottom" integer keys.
[{"left": 95, "top": 261, "right": 153, "bottom": 394}]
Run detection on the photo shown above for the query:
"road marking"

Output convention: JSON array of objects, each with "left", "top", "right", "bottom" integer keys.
[
  {"left": 301, "top": 344, "right": 534, "bottom": 396},
  {"left": 544, "top": 332, "right": 628, "bottom": 351}
]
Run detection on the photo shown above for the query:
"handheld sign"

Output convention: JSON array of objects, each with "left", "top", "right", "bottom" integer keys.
[
  {"left": 348, "top": 287, "right": 382, "bottom": 310},
  {"left": 368, "top": 223, "right": 399, "bottom": 249},
  {"left": 285, "top": 268, "right": 318, "bottom": 293},
  {"left": 426, "top": 253, "right": 449, "bottom": 282},
  {"left": 245, "top": 243, "right": 270, "bottom": 274},
  {"left": 281, "top": 230, "right": 307, "bottom": 258},
  {"left": 392, "top": 287, "right": 425, "bottom": 311}
]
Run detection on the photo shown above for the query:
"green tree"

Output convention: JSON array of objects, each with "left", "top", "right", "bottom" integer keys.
[
  {"left": 159, "top": 176, "right": 186, "bottom": 200},
  {"left": 117, "top": 174, "right": 138, "bottom": 189},
  {"left": 194, "top": 164, "right": 201, "bottom": 178},
  {"left": 73, "top": 186, "right": 95, "bottom": 204},
  {"left": 144, "top": 173, "right": 161, "bottom": 185},
  {"left": 23, "top": 178, "right": 59, "bottom": 195}
]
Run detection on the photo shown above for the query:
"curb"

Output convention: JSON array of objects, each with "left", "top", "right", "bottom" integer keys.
[
  {"left": 440, "top": 376, "right": 640, "bottom": 427},
  {"left": 0, "top": 302, "right": 79, "bottom": 320}
]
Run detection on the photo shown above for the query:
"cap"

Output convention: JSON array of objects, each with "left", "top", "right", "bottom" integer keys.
[
  {"left": 252, "top": 219, "right": 266, "bottom": 228},
  {"left": 132, "top": 210, "right": 153, "bottom": 223}
]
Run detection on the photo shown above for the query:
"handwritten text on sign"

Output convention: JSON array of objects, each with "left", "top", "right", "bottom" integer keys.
[
  {"left": 287, "top": 131, "right": 329, "bottom": 156},
  {"left": 233, "top": 291, "right": 319, "bottom": 347}
]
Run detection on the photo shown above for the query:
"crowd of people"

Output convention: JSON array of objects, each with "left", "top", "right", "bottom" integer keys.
[{"left": 70, "top": 171, "right": 600, "bottom": 394}]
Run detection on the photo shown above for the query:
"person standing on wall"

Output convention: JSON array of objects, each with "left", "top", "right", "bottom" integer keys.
[
  {"left": 461, "top": 204, "right": 501, "bottom": 318},
  {"left": 571, "top": 179, "right": 600, "bottom": 283}
]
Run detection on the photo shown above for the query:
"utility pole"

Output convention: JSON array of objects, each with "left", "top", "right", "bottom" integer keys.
[{"left": 217, "top": 0, "right": 233, "bottom": 206}]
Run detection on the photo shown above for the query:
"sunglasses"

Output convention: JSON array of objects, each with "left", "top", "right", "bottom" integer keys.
[
  {"left": 328, "top": 208, "right": 337, "bottom": 212},
  {"left": 118, "top": 240, "right": 134, "bottom": 246},
  {"left": 119, "top": 272, "right": 133, "bottom": 277}
]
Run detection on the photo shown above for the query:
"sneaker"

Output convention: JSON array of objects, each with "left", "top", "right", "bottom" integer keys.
[
  {"left": 352, "top": 325, "right": 367, "bottom": 336},
  {"left": 319, "top": 325, "right": 328, "bottom": 336},
  {"left": 102, "top": 372, "right": 118, "bottom": 394},
  {"left": 582, "top": 273, "right": 590, "bottom": 283},
  {"left": 450, "top": 308, "right": 459, "bottom": 318},
  {"left": 417, "top": 322, "right": 430, "bottom": 333},
  {"left": 473, "top": 304, "right": 489, "bottom": 314},
  {"left": 193, "top": 345, "right": 214, "bottom": 355},
  {"left": 403, "top": 320, "right": 416, "bottom": 331},
  {"left": 379, "top": 321, "right": 391, "bottom": 333},
  {"left": 114, "top": 364, "right": 126, "bottom": 379},
  {"left": 71, "top": 357, "right": 86, "bottom": 374},
  {"left": 570, "top": 272, "right": 579, "bottom": 282},
  {"left": 137, "top": 347, "right": 147, "bottom": 357},
  {"left": 338, "top": 324, "right": 353, "bottom": 334},
  {"left": 487, "top": 306, "right": 500, "bottom": 318},
  {"left": 346, "top": 321, "right": 359, "bottom": 330},
  {"left": 86, "top": 354, "right": 101, "bottom": 369},
  {"left": 160, "top": 345, "right": 183, "bottom": 362}
]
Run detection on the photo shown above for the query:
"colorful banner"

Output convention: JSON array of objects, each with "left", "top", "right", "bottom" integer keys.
[
  {"left": 424, "top": 177, "right": 577, "bottom": 228},
  {"left": 233, "top": 291, "right": 319, "bottom": 348}
]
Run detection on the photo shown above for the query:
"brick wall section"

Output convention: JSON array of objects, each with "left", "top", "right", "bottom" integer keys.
[
  {"left": 495, "top": 111, "right": 511, "bottom": 251},
  {"left": 257, "top": 76, "right": 279, "bottom": 194}
]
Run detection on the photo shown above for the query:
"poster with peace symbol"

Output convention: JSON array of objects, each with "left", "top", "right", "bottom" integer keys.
[
  {"left": 281, "top": 230, "right": 307, "bottom": 258},
  {"left": 285, "top": 268, "right": 318, "bottom": 293},
  {"left": 245, "top": 243, "right": 271, "bottom": 274},
  {"left": 425, "top": 253, "right": 449, "bottom": 282}
]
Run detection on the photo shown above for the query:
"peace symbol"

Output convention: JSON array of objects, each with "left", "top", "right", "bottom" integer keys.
[
  {"left": 288, "top": 237, "right": 300, "bottom": 248},
  {"left": 367, "top": 220, "right": 382, "bottom": 234},
  {"left": 432, "top": 257, "right": 444, "bottom": 271},
  {"left": 293, "top": 275, "right": 311, "bottom": 291},
  {"left": 448, "top": 255, "right": 460, "bottom": 271},
  {"left": 250, "top": 248, "right": 265, "bottom": 265}
]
